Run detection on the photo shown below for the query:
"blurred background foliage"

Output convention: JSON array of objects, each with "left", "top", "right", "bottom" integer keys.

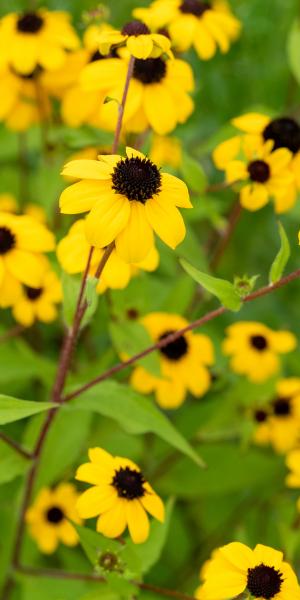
[{"left": 1, "top": 0, "right": 300, "bottom": 599}]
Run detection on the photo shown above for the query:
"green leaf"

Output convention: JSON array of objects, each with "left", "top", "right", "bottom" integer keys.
[
  {"left": 0, "top": 396, "right": 55, "bottom": 425},
  {"left": 62, "top": 272, "right": 81, "bottom": 327},
  {"left": 81, "top": 276, "right": 99, "bottom": 329},
  {"left": 269, "top": 221, "right": 291, "bottom": 284},
  {"left": 287, "top": 20, "right": 300, "bottom": 85},
  {"left": 180, "top": 258, "right": 242, "bottom": 311},
  {"left": 180, "top": 152, "right": 207, "bottom": 193},
  {"left": 67, "top": 381, "right": 205, "bottom": 467},
  {"left": 0, "top": 440, "right": 27, "bottom": 485},
  {"left": 73, "top": 523, "right": 121, "bottom": 566},
  {"left": 126, "top": 498, "right": 174, "bottom": 574},
  {"left": 109, "top": 319, "right": 161, "bottom": 377}
]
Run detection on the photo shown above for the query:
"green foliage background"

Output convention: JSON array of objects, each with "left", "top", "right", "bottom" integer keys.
[{"left": 1, "top": 0, "right": 300, "bottom": 598}]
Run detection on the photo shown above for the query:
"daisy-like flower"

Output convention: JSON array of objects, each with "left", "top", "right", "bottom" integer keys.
[
  {"left": 57, "top": 219, "right": 159, "bottom": 293},
  {"left": 0, "top": 212, "right": 55, "bottom": 308},
  {"left": 60, "top": 147, "right": 191, "bottom": 263},
  {"left": 75, "top": 447, "right": 164, "bottom": 544},
  {"left": 253, "top": 378, "right": 300, "bottom": 453},
  {"left": 97, "top": 19, "right": 172, "bottom": 59},
  {"left": 0, "top": 65, "right": 50, "bottom": 131},
  {"left": 222, "top": 322, "right": 297, "bottom": 383},
  {"left": 134, "top": 0, "right": 241, "bottom": 60},
  {"left": 81, "top": 53, "right": 194, "bottom": 136},
  {"left": 150, "top": 134, "right": 182, "bottom": 168},
  {"left": 196, "top": 542, "right": 300, "bottom": 600},
  {"left": 11, "top": 267, "right": 62, "bottom": 327},
  {"left": 0, "top": 10, "right": 79, "bottom": 75},
  {"left": 130, "top": 312, "right": 214, "bottom": 408},
  {"left": 25, "top": 483, "right": 82, "bottom": 554}
]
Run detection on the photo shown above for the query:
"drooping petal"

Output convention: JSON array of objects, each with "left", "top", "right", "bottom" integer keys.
[
  {"left": 127, "top": 34, "right": 153, "bottom": 59},
  {"left": 85, "top": 192, "right": 131, "bottom": 248},
  {"left": 145, "top": 196, "right": 185, "bottom": 249},
  {"left": 115, "top": 201, "right": 154, "bottom": 263},
  {"left": 96, "top": 501, "right": 127, "bottom": 538},
  {"left": 126, "top": 499, "right": 150, "bottom": 543},
  {"left": 144, "top": 84, "right": 177, "bottom": 135},
  {"left": 76, "top": 486, "right": 117, "bottom": 518},
  {"left": 161, "top": 173, "right": 192, "bottom": 208},
  {"left": 141, "top": 491, "right": 164, "bottom": 522},
  {"left": 59, "top": 180, "right": 109, "bottom": 214},
  {"left": 61, "top": 159, "right": 113, "bottom": 180}
]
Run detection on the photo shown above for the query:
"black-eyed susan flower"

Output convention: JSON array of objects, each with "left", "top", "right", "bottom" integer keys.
[
  {"left": 150, "top": 134, "right": 182, "bottom": 168},
  {"left": 196, "top": 542, "right": 300, "bottom": 599},
  {"left": 11, "top": 267, "right": 62, "bottom": 327},
  {"left": 57, "top": 219, "right": 159, "bottom": 293},
  {"left": 0, "top": 213, "right": 55, "bottom": 299},
  {"left": 97, "top": 20, "right": 172, "bottom": 59},
  {"left": 25, "top": 483, "right": 82, "bottom": 554},
  {"left": 253, "top": 378, "right": 300, "bottom": 453},
  {"left": 222, "top": 322, "right": 297, "bottom": 383},
  {"left": 75, "top": 447, "right": 164, "bottom": 544},
  {"left": 130, "top": 312, "right": 214, "bottom": 408},
  {"left": 134, "top": 0, "right": 241, "bottom": 60},
  {"left": 0, "top": 10, "right": 79, "bottom": 75},
  {"left": 81, "top": 54, "right": 194, "bottom": 135},
  {"left": 0, "top": 193, "right": 18, "bottom": 213},
  {"left": 60, "top": 147, "right": 191, "bottom": 263}
]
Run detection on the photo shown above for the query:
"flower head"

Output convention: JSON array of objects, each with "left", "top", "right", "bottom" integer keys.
[
  {"left": 0, "top": 10, "right": 79, "bottom": 75},
  {"left": 196, "top": 542, "right": 300, "bottom": 599},
  {"left": 222, "top": 322, "right": 297, "bottom": 383},
  {"left": 25, "top": 483, "right": 82, "bottom": 554},
  {"left": 76, "top": 447, "right": 164, "bottom": 544},
  {"left": 11, "top": 266, "right": 62, "bottom": 327},
  {"left": 60, "top": 147, "right": 191, "bottom": 263},
  {"left": 57, "top": 219, "right": 159, "bottom": 292},
  {"left": 131, "top": 312, "right": 214, "bottom": 408},
  {"left": 97, "top": 20, "right": 172, "bottom": 59}
]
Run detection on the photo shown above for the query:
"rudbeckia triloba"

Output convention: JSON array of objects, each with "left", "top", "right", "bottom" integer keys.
[
  {"left": 0, "top": 66, "right": 50, "bottom": 131},
  {"left": 150, "top": 134, "right": 182, "bottom": 168},
  {"left": 60, "top": 147, "right": 191, "bottom": 263},
  {"left": 12, "top": 267, "right": 62, "bottom": 327},
  {"left": 57, "top": 219, "right": 159, "bottom": 293},
  {"left": 97, "top": 19, "right": 172, "bottom": 59},
  {"left": 0, "top": 10, "right": 79, "bottom": 75},
  {"left": 0, "top": 213, "right": 55, "bottom": 307},
  {"left": 253, "top": 378, "right": 300, "bottom": 454},
  {"left": 222, "top": 322, "right": 297, "bottom": 383},
  {"left": 217, "top": 137, "right": 294, "bottom": 213},
  {"left": 130, "top": 312, "right": 214, "bottom": 408},
  {"left": 81, "top": 55, "right": 194, "bottom": 135},
  {"left": 76, "top": 447, "right": 164, "bottom": 544},
  {"left": 25, "top": 483, "right": 82, "bottom": 554},
  {"left": 196, "top": 542, "right": 300, "bottom": 600},
  {"left": 134, "top": 0, "right": 241, "bottom": 60}
]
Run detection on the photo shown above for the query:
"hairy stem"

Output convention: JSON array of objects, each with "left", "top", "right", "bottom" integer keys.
[{"left": 0, "top": 431, "right": 33, "bottom": 460}]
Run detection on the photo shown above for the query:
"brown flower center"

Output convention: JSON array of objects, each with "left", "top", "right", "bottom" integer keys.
[
  {"left": 248, "top": 160, "right": 270, "bottom": 183},
  {"left": 159, "top": 330, "right": 189, "bottom": 361},
  {"left": 112, "top": 467, "right": 146, "bottom": 499},
  {"left": 247, "top": 563, "right": 283, "bottom": 599},
  {"left": 17, "top": 12, "right": 44, "bottom": 33}
]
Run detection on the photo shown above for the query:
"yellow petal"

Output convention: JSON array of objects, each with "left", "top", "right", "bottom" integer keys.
[
  {"left": 127, "top": 34, "right": 153, "bottom": 59},
  {"left": 193, "top": 21, "right": 216, "bottom": 60},
  {"left": 61, "top": 159, "right": 112, "bottom": 180},
  {"left": 75, "top": 463, "right": 111, "bottom": 485},
  {"left": 232, "top": 112, "right": 270, "bottom": 134},
  {"left": 6, "top": 250, "right": 46, "bottom": 287},
  {"left": 144, "top": 84, "right": 177, "bottom": 135},
  {"left": 145, "top": 196, "right": 185, "bottom": 249},
  {"left": 77, "top": 486, "right": 117, "bottom": 518},
  {"left": 89, "top": 447, "right": 115, "bottom": 466},
  {"left": 59, "top": 180, "right": 108, "bottom": 214},
  {"left": 240, "top": 184, "right": 269, "bottom": 211},
  {"left": 253, "top": 544, "right": 283, "bottom": 569},
  {"left": 225, "top": 160, "right": 248, "bottom": 183},
  {"left": 115, "top": 201, "right": 154, "bottom": 263},
  {"left": 126, "top": 499, "right": 150, "bottom": 543},
  {"left": 96, "top": 501, "right": 127, "bottom": 538},
  {"left": 219, "top": 542, "right": 254, "bottom": 571},
  {"left": 161, "top": 173, "right": 192, "bottom": 208},
  {"left": 141, "top": 491, "right": 164, "bottom": 522},
  {"left": 212, "top": 136, "right": 241, "bottom": 169},
  {"left": 85, "top": 192, "right": 130, "bottom": 248}
]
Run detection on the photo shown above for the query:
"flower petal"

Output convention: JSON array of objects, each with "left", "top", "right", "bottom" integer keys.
[
  {"left": 115, "top": 201, "right": 154, "bottom": 263},
  {"left": 145, "top": 196, "right": 185, "bottom": 249},
  {"left": 96, "top": 501, "right": 127, "bottom": 538},
  {"left": 161, "top": 173, "right": 192, "bottom": 208},
  {"left": 85, "top": 192, "right": 130, "bottom": 248},
  {"left": 77, "top": 486, "right": 117, "bottom": 518},
  {"left": 126, "top": 499, "right": 150, "bottom": 544},
  {"left": 59, "top": 180, "right": 109, "bottom": 214},
  {"left": 61, "top": 159, "right": 112, "bottom": 180}
]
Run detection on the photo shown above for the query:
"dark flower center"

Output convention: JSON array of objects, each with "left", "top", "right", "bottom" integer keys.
[
  {"left": 159, "top": 330, "right": 189, "bottom": 361},
  {"left": 0, "top": 227, "right": 15, "bottom": 254},
  {"left": 254, "top": 409, "right": 268, "bottom": 423},
  {"left": 250, "top": 335, "right": 268, "bottom": 351},
  {"left": 46, "top": 506, "right": 64, "bottom": 524},
  {"left": 112, "top": 156, "right": 161, "bottom": 202},
  {"left": 263, "top": 117, "right": 300, "bottom": 154},
  {"left": 24, "top": 286, "right": 43, "bottom": 301},
  {"left": 112, "top": 466, "right": 145, "bottom": 499},
  {"left": 17, "top": 12, "right": 44, "bottom": 33},
  {"left": 248, "top": 160, "right": 270, "bottom": 183},
  {"left": 133, "top": 57, "right": 167, "bottom": 84},
  {"left": 247, "top": 563, "right": 283, "bottom": 599},
  {"left": 180, "top": 0, "right": 211, "bottom": 16},
  {"left": 89, "top": 49, "right": 106, "bottom": 62},
  {"left": 122, "top": 20, "right": 150, "bottom": 36},
  {"left": 272, "top": 396, "right": 291, "bottom": 416}
]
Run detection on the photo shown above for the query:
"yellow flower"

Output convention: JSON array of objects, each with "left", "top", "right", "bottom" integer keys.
[
  {"left": 24, "top": 203, "right": 47, "bottom": 224},
  {"left": 12, "top": 266, "right": 62, "bottom": 327},
  {"left": 130, "top": 312, "right": 214, "bottom": 409},
  {"left": 135, "top": 0, "right": 241, "bottom": 60},
  {"left": 98, "top": 20, "right": 172, "bottom": 59},
  {"left": 196, "top": 542, "right": 300, "bottom": 600},
  {"left": 0, "top": 10, "right": 79, "bottom": 75},
  {"left": 286, "top": 448, "right": 300, "bottom": 488},
  {"left": 81, "top": 55, "right": 194, "bottom": 135},
  {"left": 57, "top": 219, "right": 159, "bottom": 293},
  {"left": 60, "top": 147, "right": 191, "bottom": 263},
  {"left": 0, "top": 213, "right": 55, "bottom": 308},
  {"left": 150, "top": 134, "right": 182, "bottom": 168},
  {"left": 25, "top": 483, "right": 82, "bottom": 554},
  {"left": 0, "top": 65, "right": 51, "bottom": 131},
  {"left": 0, "top": 193, "right": 18, "bottom": 213},
  {"left": 253, "top": 378, "right": 300, "bottom": 454},
  {"left": 222, "top": 322, "right": 297, "bottom": 383},
  {"left": 75, "top": 447, "right": 164, "bottom": 544}
]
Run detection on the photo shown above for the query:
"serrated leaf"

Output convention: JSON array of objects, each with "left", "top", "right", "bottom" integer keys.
[
  {"left": 287, "top": 20, "right": 300, "bottom": 85},
  {"left": 180, "top": 152, "right": 207, "bottom": 193},
  {"left": 269, "top": 222, "right": 290, "bottom": 284},
  {"left": 110, "top": 319, "right": 160, "bottom": 377},
  {"left": 180, "top": 259, "right": 242, "bottom": 311},
  {"left": 67, "top": 381, "right": 205, "bottom": 467},
  {"left": 0, "top": 396, "right": 55, "bottom": 425}
]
